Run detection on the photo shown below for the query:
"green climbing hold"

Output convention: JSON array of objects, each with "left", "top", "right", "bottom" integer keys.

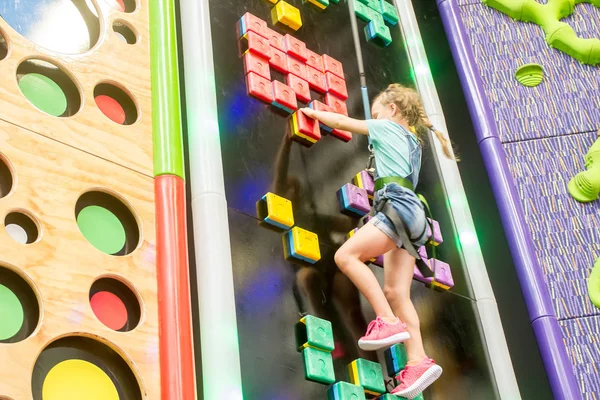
[
  {"left": 515, "top": 63, "right": 544, "bottom": 87},
  {"left": 18, "top": 73, "right": 67, "bottom": 117},
  {"left": 483, "top": 0, "right": 600, "bottom": 65},
  {"left": 295, "top": 315, "right": 335, "bottom": 352},
  {"left": 568, "top": 133, "right": 600, "bottom": 202},
  {"left": 77, "top": 206, "right": 126, "bottom": 255},
  {"left": 302, "top": 347, "right": 336, "bottom": 385},
  {"left": 0, "top": 284, "right": 24, "bottom": 341},
  {"left": 589, "top": 257, "right": 600, "bottom": 309}
]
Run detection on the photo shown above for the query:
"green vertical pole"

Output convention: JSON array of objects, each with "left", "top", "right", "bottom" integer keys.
[{"left": 149, "top": 0, "right": 185, "bottom": 178}]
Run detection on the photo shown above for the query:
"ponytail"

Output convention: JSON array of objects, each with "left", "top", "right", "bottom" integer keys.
[
  {"left": 375, "top": 83, "right": 458, "bottom": 161},
  {"left": 417, "top": 107, "right": 458, "bottom": 161}
]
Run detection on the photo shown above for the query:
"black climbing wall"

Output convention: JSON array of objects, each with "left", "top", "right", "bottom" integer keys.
[{"left": 208, "top": 0, "right": 499, "bottom": 398}]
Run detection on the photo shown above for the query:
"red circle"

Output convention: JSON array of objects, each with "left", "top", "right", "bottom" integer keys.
[
  {"left": 95, "top": 95, "right": 126, "bottom": 125},
  {"left": 90, "top": 291, "right": 128, "bottom": 331}
]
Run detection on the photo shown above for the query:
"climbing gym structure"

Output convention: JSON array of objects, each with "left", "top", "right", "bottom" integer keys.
[{"left": 0, "top": 0, "right": 598, "bottom": 399}]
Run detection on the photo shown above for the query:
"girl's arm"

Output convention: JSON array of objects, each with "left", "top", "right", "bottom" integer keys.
[{"left": 301, "top": 108, "right": 369, "bottom": 135}]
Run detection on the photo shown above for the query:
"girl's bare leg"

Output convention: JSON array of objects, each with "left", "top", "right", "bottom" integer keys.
[
  {"left": 383, "top": 247, "right": 427, "bottom": 365},
  {"left": 334, "top": 221, "right": 397, "bottom": 320}
]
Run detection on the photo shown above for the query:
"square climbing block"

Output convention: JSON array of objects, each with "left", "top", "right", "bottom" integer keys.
[
  {"left": 243, "top": 51, "right": 271, "bottom": 80},
  {"left": 306, "top": 65, "right": 327, "bottom": 93},
  {"left": 365, "top": 17, "right": 392, "bottom": 47},
  {"left": 240, "top": 31, "right": 272, "bottom": 60},
  {"left": 272, "top": 80, "right": 298, "bottom": 113},
  {"left": 353, "top": 170, "right": 374, "bottom": 197},
  {"left": 427, "top": 259, "right": 454, "bottom": 290},
  {"left": 413, "top": 262, "right": 430, "bottom": 285},
  {"left": 348, "top": 358, "right": 386, "bottom": 396},
  {"left": 264, "top": 27, "right": 285, "bottom": 51},
  {"left": 380, "top": 0, "right": 399, "bottom": 25},
  {"left": 271, "top": 1, "right": 303, "bottom": 31},
  {"left": 338, "top": 183, "right": 370, "bottom": 216},
  {"left": 269, "top": 47, "right": 289, "bottom": 73},
  {"left": 284, "top": 226, "right": 321, "bottom": 263},
  {"left": 238, "top": 12, "right": 268, "bottom": 39},
  {"left": 246, "top": 72, "right": 273, "bottom": 104},
  {"left": 306, "top": 49, "right": 324, "bottom": 71},
  {"left": 286, "top": 73, "right": 311, "bottom": 103},
  {"left": 257, "top": 192, "right": 294, "bottom": 229},
  {"left": 364, "top": 0, "right": 382, "bottom": 11},
  {"left": 287, "top": 55, "right": 308, "bottom": 80},
  {"left": 290, "top": 113, "right": 318, "bottom": 147},
  {"left": 293, "top": 109, "right": 321, "bottom": 142},
  {"left": 384, "top": 343, "right": 408, "bottom": 376},
  {"left": 295, "top": 315, "right": 334, "bottom": 352},
  {"left": 328, "top": 381, "right": 366, "bottom": 400},
  {"left": 309, "top": 100, "right": 333, "bottom": 132},
  {"left": 418, "top": 245, "right": 428, "bottom": 259},
  {"left": 302, "top": 347, "right": 335, "bottom": 385},
  {"left": 331, "top": 128, "right": 352, "bottom": 142},
  {"left": 284, "top": 34, "right": 308, "bottom": 62},
  {"left": 354, "top": 0, "right": 372, "bottom": 22},
  {"left": 322, "top": 54, "right": 344, "bottom": 79},
  {"left": 325, "top": 72, "right": 348, "bottom": 100},
  {"left": 426, "top": 218, "right": 443, "bottom": 245},
  {"left": 325, "top": 93, "right": 348, "bottom": 115}
]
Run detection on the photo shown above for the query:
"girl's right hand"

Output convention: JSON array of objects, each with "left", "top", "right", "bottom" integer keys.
[{"left": 300, "top": 107, "right": 317, "bottom": 118}]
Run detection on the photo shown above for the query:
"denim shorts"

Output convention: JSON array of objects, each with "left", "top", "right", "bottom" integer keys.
[{"left": 371, "top": 183, "right": 428, "bottom": 248}]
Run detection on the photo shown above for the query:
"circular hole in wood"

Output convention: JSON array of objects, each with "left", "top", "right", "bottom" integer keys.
[
  {"left": 32, "top": 336, "right": 142, "bottom": 400},
  {"left": 0, "top": 155, "right": 14, "bottom": 199},
  {"left": 75, "top": 190, "right": 140, "bottom": 255},
  {"left": 4, "top": 211, "right": 40, "bottom": 244},
  {"left": 104, "top": 0, "right": 136, "bottom": 13},
  {"left": 94, "top": 83, "right": 138, "bottom": 125},
  {"left": 0, "top": 29, "right": 7, "bottom": 61},
  {"left": 0, "top": 0, "right": 100, "bottom": 55},
  {"left": 112, "top": 20, "right": 137, "bottom": 44},
  {"left": 90, "top": 277, "right": 141, "bottom": 331},
  {"left": 17, "top": 59, "right": 81, "bottom": 118},
  {"left": 0, "top": 265, "right": 40, "bottom": 343}
]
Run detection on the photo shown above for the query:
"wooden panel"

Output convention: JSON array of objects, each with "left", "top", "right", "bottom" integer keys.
[
  {"left": 0, "top": 0, "right": 153, "bottom": 176},
  {"left": 0, "top": 119, "right": 159, "bottom": 399}
]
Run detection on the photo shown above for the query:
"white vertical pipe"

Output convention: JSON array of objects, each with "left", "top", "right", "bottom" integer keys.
[
  {"left": 178, "top": 0, "right": 243, "bottom": 399},
  {"left": 394, "top": 1, "right": 521, "bottom": 398}
]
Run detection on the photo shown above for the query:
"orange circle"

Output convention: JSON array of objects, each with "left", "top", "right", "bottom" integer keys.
[
  {"left": 95, "top": 95, "right": 126, "bottom": 124},
  {"left": 90, "top": 291, "right": 128, "bottom": 331}
]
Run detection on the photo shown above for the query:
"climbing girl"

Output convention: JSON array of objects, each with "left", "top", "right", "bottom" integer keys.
[{"left": 301, "top": 83, "right": 454, "bottom": 398}]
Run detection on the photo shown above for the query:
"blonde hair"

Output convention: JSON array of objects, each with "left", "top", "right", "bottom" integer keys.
[{"left": 374, "top": 83, "right": 456, "bottom": 160}]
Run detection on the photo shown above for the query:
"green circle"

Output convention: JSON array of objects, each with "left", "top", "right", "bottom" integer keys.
[
  {"left": 0, "top": 283, "right": 24, "bottom": 340},
  {"left": 77, "top": 206, "right": 126, "bottom": 255},
  {"left": 18, "top": 73, "right": 67, "bottom": 117},
  {"left": 515, "top": 63, "right": 544, "bottom": 88}
]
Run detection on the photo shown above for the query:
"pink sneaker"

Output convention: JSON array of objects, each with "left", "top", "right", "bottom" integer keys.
[
  {"left": 391, "top": 357, "right": 443, "bottom": 399},
  {"left": 357, "top": 317, "right": 410, "bottom": 351}
]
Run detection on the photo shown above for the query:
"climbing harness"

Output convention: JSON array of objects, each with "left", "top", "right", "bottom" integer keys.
[{"left": 372, "top": 175, "right": 436, "bottom": 279}]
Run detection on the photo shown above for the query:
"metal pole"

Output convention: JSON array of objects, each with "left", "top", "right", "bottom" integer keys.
[{"left": 177, "top": 0, "right": 244, "bottom": 398}]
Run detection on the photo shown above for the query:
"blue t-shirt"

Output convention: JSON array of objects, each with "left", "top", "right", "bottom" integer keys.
[{"left": 366, "top": 119, "right": 421, "bottom": 179}]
